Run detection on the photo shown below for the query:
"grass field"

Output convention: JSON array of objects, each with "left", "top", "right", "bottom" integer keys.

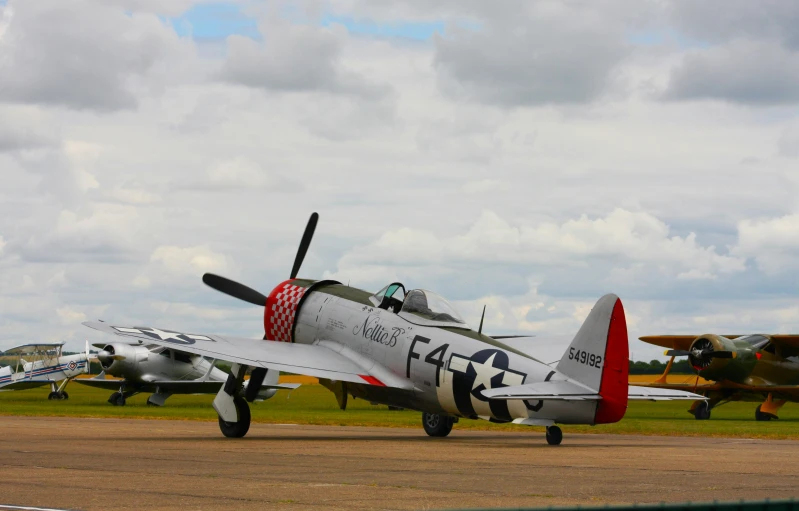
[{"left": 2, "top": 382, "right": 798, "bottom": 440}]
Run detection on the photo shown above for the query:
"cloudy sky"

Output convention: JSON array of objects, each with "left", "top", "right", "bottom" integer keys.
[{"left": 1, "top": 0, "right": 798, "bottom": 362}]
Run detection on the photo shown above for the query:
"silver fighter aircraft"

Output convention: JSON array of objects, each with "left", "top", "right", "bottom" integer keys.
[
  {"left": 76, "top": 342, "right": 298, "bottom": 406},
  {"left": 84, "top": 213, "right": 703, "bottom": 444}
]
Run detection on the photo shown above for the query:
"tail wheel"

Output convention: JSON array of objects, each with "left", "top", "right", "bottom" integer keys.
[
  {"left": 755, "top": 405, "right": 774, "bottom": 421},
  {"left": 422, "top": 412, "right": 454, "bottom": 437},
  {"left": 546, "top": 426, "right": 563, "bottom": 446},
  {"left": 218, "top": 397, "right": 251, "bottom": 438},
  {"left": 694, "top": 401, "right": 711, "bottom": 420}
]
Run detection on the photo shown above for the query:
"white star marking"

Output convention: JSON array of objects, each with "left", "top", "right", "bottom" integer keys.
[
  {"left": 470, "top": 353, "right": 505, "bottom": 391},
  {"left": 139, "top": 328, "right": 185, "bottom": 341}
]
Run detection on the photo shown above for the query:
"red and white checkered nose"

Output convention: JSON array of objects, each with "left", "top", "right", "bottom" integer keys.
[{"left": 263, "top": 280, "right": 308, "bottom": 342}]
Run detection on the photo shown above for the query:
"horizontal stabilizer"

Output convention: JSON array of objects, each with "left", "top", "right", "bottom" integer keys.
[
  {"left": 483, "top": 381, "right": 706, "bottom": 402},
  {"left": 482, "top": 379, "right": 600, "bottom": 401},
  {"left": 627, "top": 385, "right": 705, "bottom": 401}
]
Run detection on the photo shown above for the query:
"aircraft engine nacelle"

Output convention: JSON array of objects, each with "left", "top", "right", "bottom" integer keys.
[
  {"left": 262, "top": 279, "right": 314, "bottom": 342},
  {"left": 96, "top": 343, "right": 149, "bottom": 377},
  {"left": 689, "top": 334, "right": 758, "bottom": 383}
]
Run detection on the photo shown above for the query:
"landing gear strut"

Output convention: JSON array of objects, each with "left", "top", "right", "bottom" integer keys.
[
  {"left": 693, "top": 401, "right": 711, "bottom": 420},
  {"left": 109, "top": 392, "right": 126, "bottom": 406},
  {"left": 422, "top": 412, "right": 454, "bottom": 437},
  {"left": 47, "top": 381, "right": 71, "bottom": 400},
  {"left": 215, "top": 363, "right": 251, "bottom": 438},
  {"left": 756, "top": 393, "right": 785, "bottom": 421},
  {"left": 546, "top": 426, "right": 563, "bottom": 445},
  {"left": 218, "top": 396, "right": 251, "bottom": 438}
]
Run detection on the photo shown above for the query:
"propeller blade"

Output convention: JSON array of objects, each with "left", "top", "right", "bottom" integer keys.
[
  {"left": 665, "top": 349, "right": 691, "bottom": 357},
  {"left": 95, "top": 351, "right": 125, "bottom": 362},
  {"left": 290, "top": 212, "right": 319, "bottom": 280},
  {"left": 203, "top": 273, "right": 267, "bottom": 306}
]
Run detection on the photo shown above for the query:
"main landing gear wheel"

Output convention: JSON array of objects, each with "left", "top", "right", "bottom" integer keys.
[
  {"left": 218, "top": 397, "right": 251, "bottom": 438},
  {"left": 546, "top": 426, "right": 563, "bottom": 446},
  {"left": 422, "top": 412, "right": 453, "bottom": 437},
  {"left": 694, "top": 401, "right": 711, "bottom": 420},
  {"left": 755, "top": 405, "right": 774, "bottom": 421},
  {"left": 109, "top": 392, "right": 127, "bottom": 407},
  {"left": 47, "top": 391, "right": 68, "bottom": 400}
]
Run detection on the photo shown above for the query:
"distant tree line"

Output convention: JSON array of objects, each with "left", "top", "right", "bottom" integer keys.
[{"left": 629, "top": 359, "right": 693, "bottom": 375}]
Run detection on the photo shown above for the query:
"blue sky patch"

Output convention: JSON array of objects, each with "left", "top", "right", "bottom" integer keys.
[
  {"left": 168, "top": 2, "right": 260, "bottom": 41},
  {"left": 321, "top": 15, "right": 445, "bottom": 41}
]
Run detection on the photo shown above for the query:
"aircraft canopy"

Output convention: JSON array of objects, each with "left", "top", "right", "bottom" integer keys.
[
  {"left": 371, "top": 283, "right": 470, "bottom": 329},
  {"left": 400, "top": 289, "right": 469, "bottom": 329}
]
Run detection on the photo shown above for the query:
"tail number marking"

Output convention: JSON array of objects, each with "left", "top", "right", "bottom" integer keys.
[{"left": 569, "top": 348, "right": 602, "bottom": 369}]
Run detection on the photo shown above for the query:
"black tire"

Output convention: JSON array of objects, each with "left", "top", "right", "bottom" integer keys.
[
  {"left": 755, "top": 405, "right": 773, "bottom": 421},
  {"left": 47, "top": 392, "right": 58, "bottom": 401},
  {"left": 115, "top": 394, "right": 127, "bottom": 406},
  {"left": 108, "top": 392, "right": 120, "bottom": 405},
  {"left": 422, "top": 412, "right": 453, "bottom": 437},
  {"left": 546, "top": 426, "right": 563, "bottom": 446},
  {"left": 218, "top": 397, "right": 251, "bottom": 438},
  {"left": 60, "top": 391, "right": 69, "bottom": 400},
  {"left": 694, "top": 401, "right": 711, "bottom": 420}
]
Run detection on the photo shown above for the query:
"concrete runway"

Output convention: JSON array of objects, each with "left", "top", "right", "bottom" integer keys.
[{"left": 2, "top": 416, "right": 799, "bottom": 511}]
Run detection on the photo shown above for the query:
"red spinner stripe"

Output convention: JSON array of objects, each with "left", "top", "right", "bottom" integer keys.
[{"left": 359, "top": 374, "right": 386, "bottom": 386}]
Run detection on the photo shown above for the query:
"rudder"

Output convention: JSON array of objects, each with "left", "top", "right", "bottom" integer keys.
[{"left": 556, "top": 294, "right": 629, "bottom": 424}]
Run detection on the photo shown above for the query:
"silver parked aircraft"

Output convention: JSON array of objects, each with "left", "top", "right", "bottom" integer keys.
[
  {"left": 76, "top": 341, "right": 298, "bottom": 406},
  {"left": 84, "top": 213, "right": 703, "bottom": 444}
]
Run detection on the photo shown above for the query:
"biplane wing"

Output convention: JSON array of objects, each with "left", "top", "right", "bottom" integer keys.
[
  {"left": 639, "top": 335, "right": 745, "bottom": 351},
  {"left": 2, "top": 342, "right": 65, "bottom": 355},
  {"left": 83, "top": 322, "right": 413, "bottom": 390}
]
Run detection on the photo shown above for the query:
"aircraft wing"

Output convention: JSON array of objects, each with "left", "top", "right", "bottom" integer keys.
[
  {"left": 75, "top": 377, "right": 299, "bottom": 394},
  {"left": 2, "top": 342, "right": 65, "bottom": 355},
  {"left": 82, "top": 321, "right": 412, "bottom": 390},
  {"left": 627, "top": 385, "right": 707, "bottom": 400},
  {"left": 482, "top": 380, "right": 705, "bottom": 401},
  {"left": 633, "top": 381, "right": 722, "bottom": 392},
  {"left": 0, "top": 380, "right": 54, "bottom": 391},
  {"left": 639, "top": 335, "right": 746, "bottom": 350}
]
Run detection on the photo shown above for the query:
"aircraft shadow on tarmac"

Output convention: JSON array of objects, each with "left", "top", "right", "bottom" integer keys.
[{"left": 91, "top": 431, "right": 674, "bottom": 448}]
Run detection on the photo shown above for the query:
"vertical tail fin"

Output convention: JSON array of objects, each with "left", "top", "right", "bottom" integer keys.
[{"left": 556, "top": 294, "right": 629, "bottom": 424}]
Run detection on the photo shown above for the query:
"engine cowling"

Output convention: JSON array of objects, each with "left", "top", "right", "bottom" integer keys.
[
  {"left": 263, "top": 279, "right": 312, "bottom": 342},
  {"left": 96, "top": 343, "right": 149, "bottom": 377},
  {"left": 689, "top": 334, "right": 758, "bottom": 382}
]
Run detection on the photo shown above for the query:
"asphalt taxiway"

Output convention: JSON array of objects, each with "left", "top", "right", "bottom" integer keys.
[{"left": 2, "top": 416, "right": 798, "bottom": 510}]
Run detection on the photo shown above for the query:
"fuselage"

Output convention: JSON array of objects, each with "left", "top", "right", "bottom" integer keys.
[
  {"left": 281, "top": 280, "right": 597, "bottom": 424},
  {"left": 0, "top": 354, "right": 88, "bottom": 389},
  {"left": 99, "top": 344, "right": 227, "bottom": 385}
]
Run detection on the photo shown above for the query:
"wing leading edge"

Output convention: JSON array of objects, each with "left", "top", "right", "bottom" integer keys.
[{"left": 82, "top": 321, "right": 413, "bottom": 390}]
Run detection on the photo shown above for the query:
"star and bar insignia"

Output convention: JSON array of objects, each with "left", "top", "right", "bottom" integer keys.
[{"left": 112, "top": 326, "right": 213, "bottom": 345}]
